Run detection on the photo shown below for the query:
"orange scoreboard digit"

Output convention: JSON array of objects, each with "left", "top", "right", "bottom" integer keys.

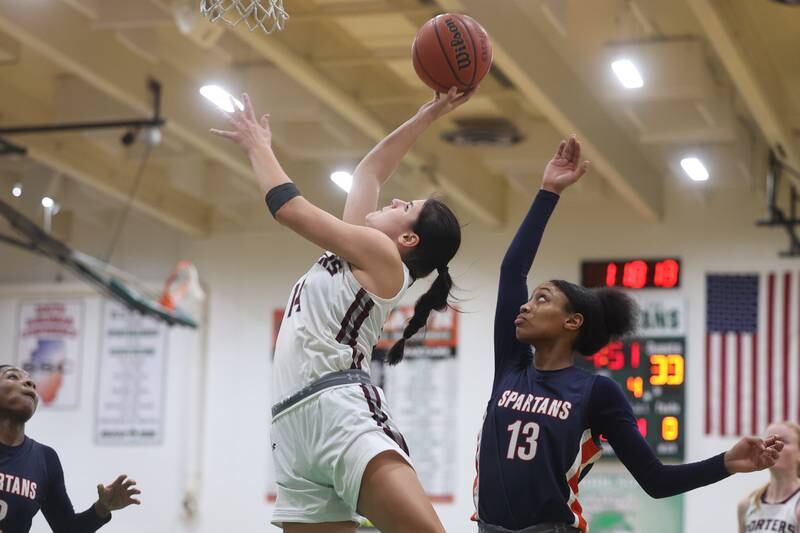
[{"left": 578, "top": 337, "right": 686, "bottom": 460}]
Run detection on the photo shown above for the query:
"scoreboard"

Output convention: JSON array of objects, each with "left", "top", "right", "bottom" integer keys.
[
  {"left": 576, "top": 337, "right": 685, "bottom": 460},
  {"left": 581, "top": 258, "right": 681, "bottom": 289},
  {"left": 580, "top": 257, "right": 686, "bottom": 461}
]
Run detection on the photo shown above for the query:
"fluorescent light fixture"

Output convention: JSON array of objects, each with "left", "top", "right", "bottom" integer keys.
[
  {"left": 41, "top": 196, "right": 54, "bottom": 208},
  {"left": 680, "top": 157, "right": 709, "bottom": 182},
  {"left": 330, "top": 171, "right": 353, "bottom": 193},
  {"left": 199, "top": 85, "right": 244, "bottom": 113},
  {"left": 11, "top": 183, "right": 22, "bottom": 198},
  {"left": 611, "top": 59, "right": 644, "bottom": 89}
]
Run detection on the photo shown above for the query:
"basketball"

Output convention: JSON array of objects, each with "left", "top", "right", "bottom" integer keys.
[{"left": 412, "top": 13, "right": 493, "bottom": 93}]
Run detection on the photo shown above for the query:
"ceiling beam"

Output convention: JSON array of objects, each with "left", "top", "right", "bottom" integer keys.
[
  {"left": 230, "top": 22, "right": 506, "bottom": 226},
  {"left": 0, "top": 80, "right": 211, "bottom": 236},
  {"left": 436, "top": 0, "right": 663, "bottom": 221},
  {"left": 25, "top": 138, "right": 211, "bottom": 237},
  {"left": 687, "top": 0, "right": 800, "bottom": 188},
  {"left": 0, "top": 0, "right": 254, "bottom": 184}
]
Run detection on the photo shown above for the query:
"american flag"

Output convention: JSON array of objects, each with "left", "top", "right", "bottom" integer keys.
[{"left": 705, "top": 273, "right": 799, "bottom": 436}]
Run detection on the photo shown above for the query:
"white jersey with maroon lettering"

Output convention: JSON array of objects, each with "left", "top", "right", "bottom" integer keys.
[
  {"left": 272, "top": 251, "right": 411, "bottom": 402},
  {"left": 744, "top": 486, "right": 800, "bottom": 533}
]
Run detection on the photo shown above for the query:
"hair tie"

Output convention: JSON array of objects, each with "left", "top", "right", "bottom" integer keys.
[{"left": 438, "top": 265, "right": 449, "bottom": 276}]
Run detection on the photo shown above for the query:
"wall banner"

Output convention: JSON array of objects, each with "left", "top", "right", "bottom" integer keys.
[{"left": 15, "top": 300, "right": 83, "bottom": 409}]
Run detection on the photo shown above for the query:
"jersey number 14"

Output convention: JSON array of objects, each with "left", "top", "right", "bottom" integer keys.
[
  {"left": 507, "top": 420, "right": 540, "bottom": 461},
  {"left": 287, "top": 279, "right": 306, "bottom": 317}
]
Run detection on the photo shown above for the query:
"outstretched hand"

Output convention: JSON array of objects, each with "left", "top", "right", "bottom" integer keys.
[
  {"left": 94, "top": 475, "right": 141, "bottom": 517},
  {"left": 541, "top": 135, "right": 590, "bottom": 195},
  {"left": 210, "top": 93, "right": 272, "bottom": 154},
  {"left": 724, "top": 435, "right": 784, "bottom": 473},
  {"left": 417, "top": 86, "right": 476, "bottom": 122}
]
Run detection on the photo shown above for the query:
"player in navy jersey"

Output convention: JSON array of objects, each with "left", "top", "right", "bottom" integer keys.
[
  {"left": 474, "top": 135, "right": 785, "bottom": 533},
  {"left": 0, "top": 364, "right": 140, "bottom": 532}
]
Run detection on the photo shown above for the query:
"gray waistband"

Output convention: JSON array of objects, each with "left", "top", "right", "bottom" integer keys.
[
  {"left": 478, "top": 523, "right": 580, "bottom": 533},
  {"left": 271, "top": 369, "right": 372, "bottom": 418}
]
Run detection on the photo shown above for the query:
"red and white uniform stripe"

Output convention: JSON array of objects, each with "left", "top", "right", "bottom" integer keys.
[
  {"left": 272, "top": 252, "right": 411, "bottom": 402},
  {"left": 564, "top": 429, "right": 602, "bottom": 532}
]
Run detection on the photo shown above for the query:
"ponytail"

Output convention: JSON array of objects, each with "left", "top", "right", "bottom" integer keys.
[
  {"left": 387, "top": 198, "right": 461, "bottom": 365},
  {"left": 387, "top": 267, "right": 453, "bottom": 365},
  {"left": 596, "top": 288, "right": 638, "bottom": 337},
  {"left": 551, "top": 281, "right": 638, "bottom": 356},
  {"left": 750, "top": 483, "right": 770, "bottom": 511}
]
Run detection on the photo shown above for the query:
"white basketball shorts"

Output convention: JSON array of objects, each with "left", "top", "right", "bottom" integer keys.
[{"left": 270, "top": 383, "right": 412, "bottom": 527}]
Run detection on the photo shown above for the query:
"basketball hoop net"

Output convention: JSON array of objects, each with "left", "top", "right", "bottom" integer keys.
[{"left": 200, "top": 0, "right": 289, "bottom": 34}]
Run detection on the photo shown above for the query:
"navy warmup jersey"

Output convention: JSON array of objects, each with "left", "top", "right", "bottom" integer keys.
[
  {"left": 0, "top": 436, "right": 110, "bottom": 533},
  {"left": 474, "top": 190, "right": 731, "bottom": 532}
]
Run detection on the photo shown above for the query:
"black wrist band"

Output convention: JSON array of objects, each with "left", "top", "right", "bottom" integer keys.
[{"left": 265, "top": 183, "right": 301, "bottom": 218}]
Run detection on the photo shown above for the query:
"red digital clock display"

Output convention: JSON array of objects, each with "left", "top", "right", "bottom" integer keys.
[{"left": 581, "top": 258, "right": 681, "bottom": 289}]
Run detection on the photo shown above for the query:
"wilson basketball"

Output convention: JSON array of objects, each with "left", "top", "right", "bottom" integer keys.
[{"left": 412, "top": 13, "right": 493, "bottom": 93}]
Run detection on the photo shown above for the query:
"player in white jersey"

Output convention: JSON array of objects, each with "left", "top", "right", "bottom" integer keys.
[
  {"left": 212, "top": 88, "right": 472, "bottom": 533},
  {"left": 739, "top": 422, "right": 800, "bottom": 533}
]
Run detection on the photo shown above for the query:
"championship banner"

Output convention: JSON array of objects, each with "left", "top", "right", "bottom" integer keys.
[
  {"left": 378, "top": 305, "right": 459, "bottom": 503},
  {"left": 15, "top": 300, "right": 83, "bottom": 409},
  {"left": 266, "top": 306, "right": 460, "bottom": 509},
  {"left": 95, "top": 301, "right": 168, "bottom": 445}
]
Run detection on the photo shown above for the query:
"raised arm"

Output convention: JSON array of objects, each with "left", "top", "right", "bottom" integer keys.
[
  {"left": 343, "top": 88, "right": 473, "bottom": 225},
  {"left": 589, "top": 377, "right": 783, "bottom": 498},
  {"left": 211, "top": 94, "right": 406, "bottom": 298},
  {"left": 493, "top": 137, "right": 589, "bottom": 384},
  {"left": 493, "top": 190, "right": 558, "bottom": 380}
]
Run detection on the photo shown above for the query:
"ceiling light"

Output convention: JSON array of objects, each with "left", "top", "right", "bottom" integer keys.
[
  {"left": 680, "top": 157, "right": 709, "bottom": 182},
  {"left": 143, "top": 127, "right": 162, "bottom": 146},
  {"left": 41, "top": 196, "right": 54, "bottom": 208},
  {"left": 330, "top": 171, "right": 353, "bottom": 193},
  {"left": 11, "top": 183, "right": 22, "bottom": 198},
  {"left": 611, "top": 59, "right": 644, "bottom": 89},
  {"left": 199, "top": 85, "right": 244, "bottom": 113}
]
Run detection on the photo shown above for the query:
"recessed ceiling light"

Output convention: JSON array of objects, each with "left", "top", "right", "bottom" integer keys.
[
  {"left": 11, "top": 183, "right": 22, "bottom": 198},
  {"left": 680, "top": 157, "right": 709, "bottom": 182},
  {"left": 330, "top": 171, "right": 353, "bottom": 193},
  {"left": 41, "top": 196, "right": 54, "bottom": 208},
  {"left": 199, "top": 85, "right": 244, "bottom": 113},
  {"left": 611, "top": 59, "right": 644, "bottom": 89}
]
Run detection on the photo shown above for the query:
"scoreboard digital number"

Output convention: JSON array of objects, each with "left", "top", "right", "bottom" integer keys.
[
  {"left": 581, "top": 258, "right": 681, "bottom": 289},
  {"left": 576, "top": 337, "right": 685, "bottom": 460}
]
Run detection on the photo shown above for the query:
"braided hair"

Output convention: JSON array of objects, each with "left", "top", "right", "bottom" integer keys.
[{"left": 387, "top": 199, "right": 460, "bottom": 365}]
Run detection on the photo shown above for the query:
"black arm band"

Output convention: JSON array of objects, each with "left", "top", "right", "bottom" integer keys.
[{"left": 265, "top": 183, "right": 301, "bottom": 218}]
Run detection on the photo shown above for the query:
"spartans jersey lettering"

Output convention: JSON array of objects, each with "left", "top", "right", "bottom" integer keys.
[
  {"left": 0, "top": 473, "right": 37, "bottom": 499},
  {"left": 497, "top": 390, "right": 573, "bottom": 420},
  {"left": 0, "top": 437, "right": 110, "bottom": 533},
  {"left": 272, "top": 252, "right": 411, "bottom": 402}
]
